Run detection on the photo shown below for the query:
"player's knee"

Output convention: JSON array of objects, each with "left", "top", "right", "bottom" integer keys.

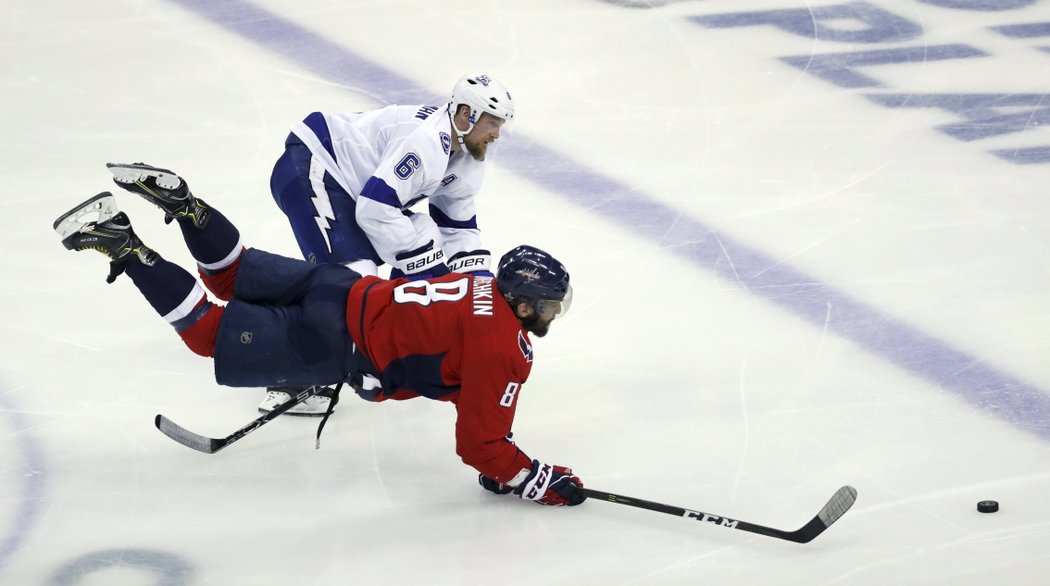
[
  {"left": 199, "top": 256, "right": 241, "bottom": 301},
  {"left": 178, "top": 303, "right": 224, "bottom": 357}
]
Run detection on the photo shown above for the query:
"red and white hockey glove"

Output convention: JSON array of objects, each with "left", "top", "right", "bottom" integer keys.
[{"left": 513, "top": 460, "right": 586, "bottom": 506}]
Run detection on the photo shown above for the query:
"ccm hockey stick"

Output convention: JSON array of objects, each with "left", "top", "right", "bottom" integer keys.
[
  {"left": 580, "top": 485, "right": 857, "bottom": 544},
  {"left": 155, "top": 386, "right": 322, "bottom": 454}
]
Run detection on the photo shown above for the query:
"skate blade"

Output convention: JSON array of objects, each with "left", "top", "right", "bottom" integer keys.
[
  {"left": 53, "top": 192, "right": 119, "bottom": 240},
  {"left": 106, "top": 162, "right": 181, "bottom": 190}
]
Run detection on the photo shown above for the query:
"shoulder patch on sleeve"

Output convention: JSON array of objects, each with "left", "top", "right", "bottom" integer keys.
[
  {"left": 440, "top": 132, "right": 451, "bottom": 155},
  {"left": 517, "top": 331, "right": 534, "bottom": 363}
]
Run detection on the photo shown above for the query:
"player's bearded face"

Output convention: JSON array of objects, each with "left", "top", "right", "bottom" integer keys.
[
  {"left": 464, "top": 114, "right": 505, "bottom": 161},
  {"left": 520, "top": 299, "right": 563, "bottom": 338}
]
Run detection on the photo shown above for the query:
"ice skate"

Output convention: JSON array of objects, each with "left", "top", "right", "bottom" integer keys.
[
  {"left": 259, "top": 385, "right": 335, "bottom": 417},
  {"left": 54, "top": 192, "right": 157, "bottom": 283},
  {"left": 107, "top": 162, "right": 210, "bottom": 228}
]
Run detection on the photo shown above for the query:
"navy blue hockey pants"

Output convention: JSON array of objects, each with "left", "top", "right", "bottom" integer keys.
[
  {"left": 213, "top": 248, "right": 362, "bottom": 387},
  {"left": 270, "top": 135, "right": 383, "bottom": 266}
]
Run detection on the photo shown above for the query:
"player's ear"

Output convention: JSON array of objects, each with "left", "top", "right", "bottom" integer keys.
[{"left": 514, "top": 301, "right": 534, "bottom": 319}]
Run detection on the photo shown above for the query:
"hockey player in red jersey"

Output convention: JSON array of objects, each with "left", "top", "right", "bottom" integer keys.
[{"left": 53, "top": 162, "right": 585, "bottom": 507}]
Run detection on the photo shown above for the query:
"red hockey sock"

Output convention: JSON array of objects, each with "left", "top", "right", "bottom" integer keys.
[
  {"left": 199, "top": 251, "right": 242, "bottom": 301},
  {"left": 178, "top": 302, "right": 224, "bottom": 357}
]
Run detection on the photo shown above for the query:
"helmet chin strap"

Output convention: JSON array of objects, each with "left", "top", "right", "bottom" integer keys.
[{"left": 449, "top": 103, "right": 474, "bottom": 147}]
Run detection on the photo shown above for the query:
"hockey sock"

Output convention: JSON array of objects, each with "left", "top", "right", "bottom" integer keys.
[
  {"left": 124, "top": 256, "right": 225, "bottom": 357},
  {"left": 199, "top": 253, "right": 241, "bottom": 301},
  {"left": 125, "top": 255, "right": 202, "bottom": 319},
  {"left": 176, "top": 301, "right": 223, "bottom": 357},
  {"left": 176, "top": 201, "right": 243, "bottom": 272}
]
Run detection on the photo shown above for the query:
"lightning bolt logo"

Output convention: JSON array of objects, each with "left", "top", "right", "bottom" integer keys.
[{"left": 308, "top": 160, "right": 336, "bottom": 254}]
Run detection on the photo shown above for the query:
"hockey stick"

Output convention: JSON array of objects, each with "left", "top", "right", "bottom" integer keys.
[
  {"left": 580, "top": 485, "right": 857, "bottom": 544},
  {"left": 155, "top": 386, "right": 321, "bottom": 454}
]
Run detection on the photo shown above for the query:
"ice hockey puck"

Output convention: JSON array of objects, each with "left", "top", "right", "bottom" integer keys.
[{"left": 977, "top": 500, "right": 999, "bottom": 513}]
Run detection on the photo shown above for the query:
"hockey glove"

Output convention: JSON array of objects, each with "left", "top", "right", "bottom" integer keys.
[
  {"left": 394, "top": 240, "right": 449, "bottom": 280},
  {"left": 514, "top": 460, "right": 586, "bottom": 506},
  {"left": 447, "top": 249, "right": 493, "bottom": 277}
]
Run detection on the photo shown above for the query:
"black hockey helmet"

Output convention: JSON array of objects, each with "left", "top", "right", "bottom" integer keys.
[{"left": 496, "top": 245, "right": 572, "bottom": 318}]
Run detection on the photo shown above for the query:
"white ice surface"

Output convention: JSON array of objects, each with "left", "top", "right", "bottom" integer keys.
[{"left": 3, "top": 0, "right": 1050, "bottom": 584}]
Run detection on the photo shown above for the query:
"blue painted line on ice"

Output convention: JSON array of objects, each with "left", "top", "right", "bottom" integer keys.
[
  {"left": 991, "top": 22, "right": 1050, "bottom": 38},
  {"left": 166, "top": 0, "right": 1050, "bottom": 439},
  {"left": 0, "top": 389, "right": 47, "bottom": 575}
]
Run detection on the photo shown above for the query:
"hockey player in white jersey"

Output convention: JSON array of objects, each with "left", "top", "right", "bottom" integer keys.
[{"left": 261, "top": 73, "right": 516, "bottom": 415}]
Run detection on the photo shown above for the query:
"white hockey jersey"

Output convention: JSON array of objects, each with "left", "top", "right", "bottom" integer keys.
[{"left": 290, "top": 104, "right": 488, "bottom": 270}]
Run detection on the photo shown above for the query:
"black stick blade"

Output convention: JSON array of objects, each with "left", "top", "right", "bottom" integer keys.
[
  {"left": 819, "top": 485, "right": 858, "bottom": 527},
  {"left": 155, "top": 414, "right": 224, "bottom": 453},
  {"left": 787, "top": 485, "right": 858, "bottom": 543}
]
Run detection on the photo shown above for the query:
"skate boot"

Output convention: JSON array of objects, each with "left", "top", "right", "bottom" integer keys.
[
  {"left": 259, "top": 385, "right": 335, "bottom": 417},
  {"left": 106, "top": 162, "right": 210, "bottom": 228},
  {"left": 54, "top": 192, "right": 158, "bottom": 283}
]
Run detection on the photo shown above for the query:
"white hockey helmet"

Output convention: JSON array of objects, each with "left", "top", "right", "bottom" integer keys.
[{"left": 450, "top": 73, "right": 516, "bottom": 129}]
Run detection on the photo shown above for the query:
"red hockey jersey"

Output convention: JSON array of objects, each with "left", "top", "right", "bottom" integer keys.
[{"left": 345, "top": 273, "right": 534, "bottom": 483}]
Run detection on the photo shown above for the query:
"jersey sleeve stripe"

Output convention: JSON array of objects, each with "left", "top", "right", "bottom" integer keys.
[
  {"left": 359, "top": 176, "right": 403, "bottom": 208},
  {"left": 429, "top": 203, "right": 478, "bottom": 230}
]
